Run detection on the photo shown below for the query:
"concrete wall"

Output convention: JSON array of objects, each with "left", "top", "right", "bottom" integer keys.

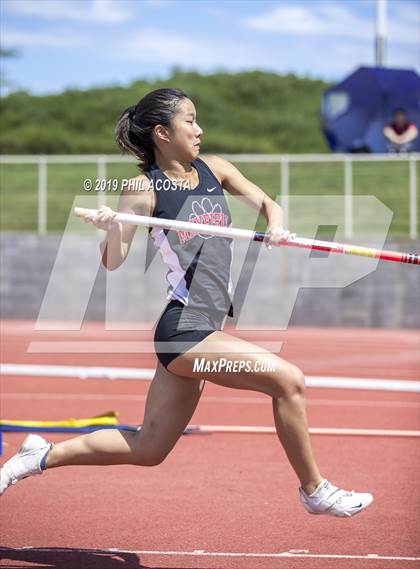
[{"left": 1, "top": 233, "right": 419, "bottom": 328}]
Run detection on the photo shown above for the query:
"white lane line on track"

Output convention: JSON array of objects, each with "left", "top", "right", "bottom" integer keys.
[
  {"left": 0, "top": 547, "right": 418, "bottom": 562},
  {"left": 1, "top": 363, "right": 419, "bottom": 392},
  {"left": 1, "top": 425, "right": 417, "bottom": 437},
  {"left": 1, "top": 392, "right": 419, "bottom": 408},
  {"left": 0, "top": 363, "right": 151, "bottom": 381},
  {"left": 190, "top": 425, "right": 420, "bottom": 437}
]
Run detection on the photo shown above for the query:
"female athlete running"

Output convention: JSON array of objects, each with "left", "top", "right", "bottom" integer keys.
[{"left": 0, "top": 88, "right": 373, "bottom": 517}]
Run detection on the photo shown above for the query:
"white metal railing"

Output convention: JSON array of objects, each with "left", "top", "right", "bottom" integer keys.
[{"left": 0, "top": 153, "right": 418, "bottom": 238}]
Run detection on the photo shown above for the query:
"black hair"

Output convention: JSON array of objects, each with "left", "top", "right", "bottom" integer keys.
[
  {"left": 392, "top": 107, "right": 407, "bottom": 116},
  {"left": 115, "top": 88, "right": 189, "bottom": 170}
]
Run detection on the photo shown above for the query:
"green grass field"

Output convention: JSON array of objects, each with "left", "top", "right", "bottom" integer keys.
[{"left": 0, "top": 158, "right": 418, "bottom": 236}]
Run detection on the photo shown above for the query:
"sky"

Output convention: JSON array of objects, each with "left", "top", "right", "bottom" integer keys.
[{"left": 1, "top": 0, "right": 419, "bottom": 95}]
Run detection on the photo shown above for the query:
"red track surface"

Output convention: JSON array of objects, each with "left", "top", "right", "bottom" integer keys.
[{"left": 1, "top": 322, "right": 419, "bottom": 568}]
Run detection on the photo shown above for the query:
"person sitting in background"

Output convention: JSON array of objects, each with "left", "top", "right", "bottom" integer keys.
[{"left": 384, "top": 108, "right": 418, "bottom": 153}]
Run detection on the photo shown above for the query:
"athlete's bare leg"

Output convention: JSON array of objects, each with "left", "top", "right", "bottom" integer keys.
[
  {"left": 45, "top": 362, "right": 204, "bottom": 469},
  {"left": 167, "top": 331, "right": 322, "bottom": 495}
]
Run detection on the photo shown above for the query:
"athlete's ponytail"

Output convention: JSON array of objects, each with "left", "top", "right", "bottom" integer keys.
[{"left": 115, "top": 88, "right": 189, "bottom": 170}]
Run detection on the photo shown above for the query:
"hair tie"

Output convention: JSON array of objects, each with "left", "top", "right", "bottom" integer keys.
[{"left": 128, "top": 105, "right": 137, "bottom": 121}]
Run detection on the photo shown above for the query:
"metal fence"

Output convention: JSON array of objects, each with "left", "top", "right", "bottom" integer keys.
[{"left": 0, "top": 153, "right": 418, "bottom": 238}]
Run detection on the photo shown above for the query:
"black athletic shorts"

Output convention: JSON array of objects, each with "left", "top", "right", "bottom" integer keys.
[{"left": 154, "top": 300, "right": 226, "bottom": 370}]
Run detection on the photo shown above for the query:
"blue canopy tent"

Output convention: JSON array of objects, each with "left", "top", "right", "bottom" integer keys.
[{"left": 322, "top": 66, "right": 420, "bottom": 153}]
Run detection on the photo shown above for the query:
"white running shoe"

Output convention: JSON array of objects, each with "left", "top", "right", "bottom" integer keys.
[
  {"left": 0, "top": 434, "right": 52, "bottom": 496},
  {"left": 299, "top": 478, "right": 373, "bottom": 518}
]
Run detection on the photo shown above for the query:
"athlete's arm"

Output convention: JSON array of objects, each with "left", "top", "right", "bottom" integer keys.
[
  {"left": 201, "top": 155, "right": 291, "bottom": 246},
  {"left": 85, "top": 175, "right": 156, "bottom": 270}
]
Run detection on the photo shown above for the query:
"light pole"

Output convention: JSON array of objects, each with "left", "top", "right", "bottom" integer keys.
[{"left": 375, "top": 0, "right": 387, "bottom": 67}]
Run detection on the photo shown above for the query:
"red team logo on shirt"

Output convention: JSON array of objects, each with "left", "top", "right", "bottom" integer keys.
[{"left": 178, "top": 198, "right": 228, "bottom": 245}]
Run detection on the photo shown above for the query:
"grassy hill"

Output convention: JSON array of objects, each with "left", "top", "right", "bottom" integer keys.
[
  {"left": 0, "top": 70, "right": 330, "bottom": 155},
  {"left": 1, "top": 70, "right": 418, "bottom": 235}
]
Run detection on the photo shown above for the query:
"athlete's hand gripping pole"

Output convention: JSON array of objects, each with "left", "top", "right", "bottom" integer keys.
[{"left": 74, "top": 207, "right": 419, "bottom": 265}]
